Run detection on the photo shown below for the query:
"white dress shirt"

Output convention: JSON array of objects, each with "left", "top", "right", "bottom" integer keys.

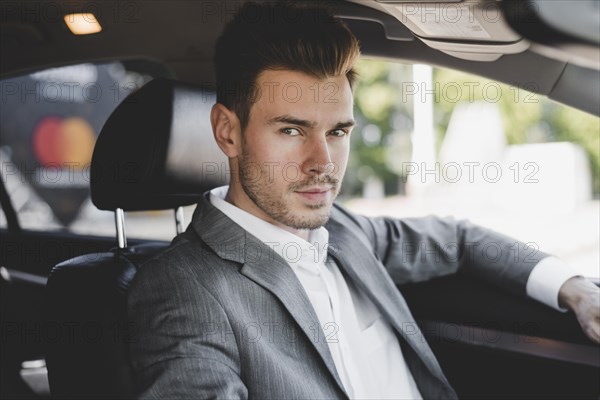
[{"left": 209, "top": 186, "right": 578, "bottom": 398}]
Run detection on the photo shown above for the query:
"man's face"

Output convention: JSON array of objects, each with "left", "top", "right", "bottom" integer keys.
[{"left": 231, "top": 70, "right": 355, "bottom": 232}]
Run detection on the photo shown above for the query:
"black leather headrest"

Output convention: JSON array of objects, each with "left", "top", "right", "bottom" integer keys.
[{"left": 91, "top": 78, "right": 228, "bottom": 211}]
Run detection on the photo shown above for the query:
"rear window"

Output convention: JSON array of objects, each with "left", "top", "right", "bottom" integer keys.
[{"left": 0, "top": 60, "right": 176, "bottom": 237}]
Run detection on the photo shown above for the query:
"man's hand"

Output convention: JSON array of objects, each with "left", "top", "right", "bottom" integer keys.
[{"left": 558, "top": 276, "right": 600, "bottom": 344}]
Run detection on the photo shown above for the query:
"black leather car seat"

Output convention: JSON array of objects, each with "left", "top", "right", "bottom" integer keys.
[{"left": 44, "top": 78, "right": 227, "bottom": 398}]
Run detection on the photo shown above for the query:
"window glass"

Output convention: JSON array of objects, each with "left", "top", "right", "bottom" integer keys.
[
  {"left": 0, "top": 61, "right": 177, "bottom": 238},
  {"left": 0, "top": 206, "right": 6, "bottom": 229},
  {"left": 343, "top": 59, "right": 600, "bottom": 278}
]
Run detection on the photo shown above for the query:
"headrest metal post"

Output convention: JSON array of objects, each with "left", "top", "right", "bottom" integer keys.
[
  {"left": 115, "top": 208, "right": 127, "bottom": 249},
  {"left": 175, "top": 206, "right": 185, "bottom": 234}
]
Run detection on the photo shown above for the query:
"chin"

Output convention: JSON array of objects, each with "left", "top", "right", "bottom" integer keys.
[{"left": 283, "top": 208, "right": 332, "bottom": 231}]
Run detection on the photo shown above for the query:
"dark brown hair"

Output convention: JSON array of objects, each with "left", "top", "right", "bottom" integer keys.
[{"left": 214, "top": 2, "right": 360, "bottom": 129}]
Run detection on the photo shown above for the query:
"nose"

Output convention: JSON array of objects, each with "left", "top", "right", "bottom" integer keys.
[{"left": 303, "top": 136, "right": 333, "bottom": 176}]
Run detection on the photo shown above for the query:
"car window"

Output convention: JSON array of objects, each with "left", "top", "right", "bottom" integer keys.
[
  {"left": 343, "top": 59, "right": 599, "bottom": 279},
  {"left": 0, "top": 60, "right": 180, "bottom": 238},
  {"left": 0, "top": 206, "right": 6, "bottom": 229}
]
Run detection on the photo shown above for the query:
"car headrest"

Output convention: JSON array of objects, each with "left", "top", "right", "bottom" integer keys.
[{"left": 91, "top": 78, "right": 228, "bottom": 211}]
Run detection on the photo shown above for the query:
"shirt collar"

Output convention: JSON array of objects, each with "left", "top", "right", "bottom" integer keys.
[{"left": 209, "top": 186, "right": 329, "bottom": 273}]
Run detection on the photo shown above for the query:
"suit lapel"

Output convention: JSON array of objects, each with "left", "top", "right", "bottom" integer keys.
[
  {"left": 239, "top": 242, "right": 347, "bottom": 395},
  {"left": 191, "top": 195, "right": 347, "bottom": 396},
  {"left": 325, "top": 216, "right": 451, "bottom": 387}
]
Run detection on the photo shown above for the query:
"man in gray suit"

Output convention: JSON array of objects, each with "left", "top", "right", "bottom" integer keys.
[{"left": 128, "top": 3, "right": 600, "bottom": 399}]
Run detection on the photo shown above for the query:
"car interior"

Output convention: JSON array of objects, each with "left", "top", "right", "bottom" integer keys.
[
  {"left": 45, "top": 78, "right": 227, "bottom": 398},
  {"left": 1, "top": 0, "right": 599, "bottom": 399}
]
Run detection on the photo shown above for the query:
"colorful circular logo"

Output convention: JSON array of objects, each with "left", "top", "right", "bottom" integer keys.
[{"left": 33, "top": 116, "right": 96, "bottom": 168}]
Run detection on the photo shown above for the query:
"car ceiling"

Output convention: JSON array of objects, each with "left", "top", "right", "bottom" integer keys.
[{"left": 1, "top": 0, "right": 599, "bottom": 115}]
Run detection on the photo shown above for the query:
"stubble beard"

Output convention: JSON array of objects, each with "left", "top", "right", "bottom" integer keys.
[{"left": 238, "top": 149, "right": 340, "bottom": 230}]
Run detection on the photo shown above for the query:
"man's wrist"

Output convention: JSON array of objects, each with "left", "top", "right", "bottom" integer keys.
[
  {"left": 526, "top": 256, "right": 581, "bottom": 311},
  {"left": 558, "top": 276, "right": 594, "bottom": 310}
]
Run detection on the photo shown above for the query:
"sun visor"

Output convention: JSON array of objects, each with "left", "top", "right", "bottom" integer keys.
[{"left": 372, "top": 0, "right": 530, "bottom": 61}]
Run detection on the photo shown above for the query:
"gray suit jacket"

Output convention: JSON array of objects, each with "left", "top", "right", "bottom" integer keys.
[{"left": 128, "top": 194, "right": 549, "bottom": 399}]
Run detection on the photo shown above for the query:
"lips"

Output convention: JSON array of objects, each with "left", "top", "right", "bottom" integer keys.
[
  {"left": 294, "top": 186, "right": 333, "bottom": 203},
  {"left": 296, "top": 186, "right": 333, "bottom": 194}
]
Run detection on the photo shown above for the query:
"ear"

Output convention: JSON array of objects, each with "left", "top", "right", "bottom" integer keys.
[{"left": 210, "top": 103, "right": 242, "bottom": 158}]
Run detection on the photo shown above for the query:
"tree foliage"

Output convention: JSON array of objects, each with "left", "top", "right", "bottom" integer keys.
[{"left": 348, "top": 60, "right": 600, "bottom": 196}]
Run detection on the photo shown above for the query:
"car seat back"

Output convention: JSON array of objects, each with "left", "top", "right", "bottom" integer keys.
[{"left": 45, "top": 78, "right": 227, "bottom": 398}]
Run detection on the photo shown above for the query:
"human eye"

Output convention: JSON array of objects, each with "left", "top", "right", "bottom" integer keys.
[
  {"left": 281, "top": 127, "right": 301, "bottom": 136},
  {"left": 329, "top": 129, "right": 349, "bottom": 138}
]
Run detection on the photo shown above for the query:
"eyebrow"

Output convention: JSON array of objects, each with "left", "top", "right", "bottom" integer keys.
[{"left": 268, "top": 114, "right": 356, "bottom": 130}]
